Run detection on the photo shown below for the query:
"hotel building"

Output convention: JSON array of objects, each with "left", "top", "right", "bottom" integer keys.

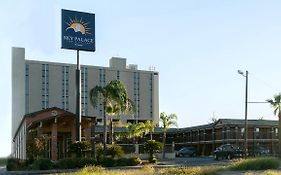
[{"left": 11, "top": 47, "right": 159, "bottom": 159}]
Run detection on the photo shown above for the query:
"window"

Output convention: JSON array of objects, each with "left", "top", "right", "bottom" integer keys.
[
  {"left": 240, "top": 128, "right": 245, "bottom": 137},
  {"left": 42, "top": 64, "right": 49, "bottom": 109},
  {"left": 255, "top": 128, "right": 260, "bottom": 132},
  {"left": 25, "top": 64, "right": 29, "bottom": 113},
  {"left": 133, "top": 72, "right": 140, "bottom": 118},
  {"left": 117, "top": 70, "right": 120, "bottom": 79},
  {"left": 62, "top": 66, "right": 69, "bottom": 111}
]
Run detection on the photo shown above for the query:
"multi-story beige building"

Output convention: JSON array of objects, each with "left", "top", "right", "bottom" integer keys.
[{"left": 11, "top": 47, "right": 159, "bottom": 159}]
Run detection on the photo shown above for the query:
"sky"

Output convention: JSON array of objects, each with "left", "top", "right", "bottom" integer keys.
[{"left": 1, "top": 0, "right": 281, "bottom": 157}]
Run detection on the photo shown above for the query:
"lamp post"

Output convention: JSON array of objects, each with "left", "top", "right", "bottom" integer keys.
[{"left": 238, "top": 70, "right": 248, "bottom": 157}]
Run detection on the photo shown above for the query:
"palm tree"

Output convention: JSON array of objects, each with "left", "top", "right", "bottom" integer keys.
[
  {"left": 266, "top": 93, "right": 281, "bottom": 156},
  {"left": 144, "top": 120, "right": 155, "bottom": 140},
  {"left": 125, "top": 122, "right": 145, "bottom": 153},
  {"left": 90, "top": 80, "right": 134, "bottom": 149},
  {"left": 160, "top": 112, "right": 178, "bottom": 159}
]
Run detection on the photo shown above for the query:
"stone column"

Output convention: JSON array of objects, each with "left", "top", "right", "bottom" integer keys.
[
  {"left": 71, "top": 119, "right": 76, "bottom": 142},
  {"left": 51, "top": 120, "right": 58, "bottom": 161},
  {"left": 84, "top": 124, "right": 91, "bottom": 142}
]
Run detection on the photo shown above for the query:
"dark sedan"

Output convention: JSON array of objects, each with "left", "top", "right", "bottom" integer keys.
[
  {"left": 176, "top": 147, "right": 197, "bottom": 157},
  {"left": 214, "top": 144, "right": 245, "bottom": 160}
]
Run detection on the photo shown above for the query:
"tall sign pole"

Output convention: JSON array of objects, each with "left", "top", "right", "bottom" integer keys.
[
  {"left": 76, "top": 50, "right": 81, "bottom": 141},
  {"left": 238, "top": 70, "right": 248, "bottom": 157},
  {"left": 61, "top": 9, "right": 95, "bottom": 141},
  {"left": 244, "top": 70, "right": 248, "bottom": 157}
]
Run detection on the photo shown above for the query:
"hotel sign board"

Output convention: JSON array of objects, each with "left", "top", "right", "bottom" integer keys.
[{"left": 61, "top": 9, "right": 95, "bottom": 52}]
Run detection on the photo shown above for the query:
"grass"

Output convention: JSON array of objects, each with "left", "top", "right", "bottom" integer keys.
[
  {"left": 244, "top": 170, "right": 281, "bottom": 175},
  {"left": 0, "top": 157, "right": 7, "bottom": 166},
  {"left": 57, "top": 165, "right": 222, "bottom": 175},
  {"left": 157, "top": 166, "right": 221, "bottom": 175},
  {"left": 59, "top": 166, "right": 155, "bottom": 175},
  {"left": 51, "top": 157, "right": 281, "bottom": 175},
  {"left": 228, "top": 157, "right": 280, "bottom": 171}
]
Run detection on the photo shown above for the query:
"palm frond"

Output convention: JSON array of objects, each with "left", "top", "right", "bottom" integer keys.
[
  {"left": 89, "top": 86, "right": 104, "bottom": 108},
  {"left": 266, "top": 99, "right": 274, "bottom": 105},
  {"left": 274, "top": 94, "right": 281, "bottom": 103},
  {"left": 267, "top": 93, "right": 281, "bottom": 117}
]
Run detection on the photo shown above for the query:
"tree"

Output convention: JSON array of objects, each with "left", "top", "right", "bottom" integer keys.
[
  {"left": 266, "top": 93, "right": 281, "bottom": 156},
  {"left": 26, "top": 135, "right": 49, "bottom": 161},
  {"left": 125, "top": 122, "right": 145, "bottom": 153},
  {"left": 160, "top": 112, "right": 178, "bottom": 159},
  {"left": 144, "top": 140, "right": 163, "bottom": 163},
  {"left": 144, "top": 120, "right": 155, "bottom": 140},
  {"left": 90, "top": 80, "right": 134, "bottom": 149}
]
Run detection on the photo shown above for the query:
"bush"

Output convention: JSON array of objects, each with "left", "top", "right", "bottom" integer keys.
[
  {"left": 107, "top": 144, "right": 124, "bottom": 158},
  {"left": 29, "top": 159, "right": 53, "bottom": 170},
  {"left": 144, "top": 140, "right": 163, "bottom": 163},
  {"left": 68, "top": 141, "right": 92, "bottom": 158},
  {"left": 99, "top": 157, "right": 116, "bottom": 167},
  {"left": 56, "top": 158, "right": 77, "bottom": 169},
  {"left": 26, "top": 135, "right": 49, "bottom": 161},
  {"left": 56, "top": 158, "right": 96, "bottom": 169},
  {"left": 96, "top": 144, "right": 104, "bottom": 162},
  {"left": 0, "top": 158, "right": 7, "bottom": 166},
  {"left": 128, "top": 156, "right": 142, "bottom": 166},
  {"left": 6, "top": 158, "right": 27, "bottom": 171},
  {"left": 229, "top": 157, "right": 280, "bottom": 170},
  {"left": 116, "top": 157, "right": 130, "bottom": 166},
  {"left": 77, "top": 158, "right": 97, "bottom": 168}
]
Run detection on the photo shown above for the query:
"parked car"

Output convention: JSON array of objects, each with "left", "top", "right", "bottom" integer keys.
[
  {"left": 251, "top": 146, "right": 270, "bottom": 156},
  {"left": 213, "top": 144, "right": 245, "bottom": 160},
  {"left": 176, "top": 147, "right": 196, "bottom": 157}
]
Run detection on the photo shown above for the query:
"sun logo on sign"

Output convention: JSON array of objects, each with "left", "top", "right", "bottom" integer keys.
[{"left": 65, "top": 17, "right": 91, "bottom": 35}]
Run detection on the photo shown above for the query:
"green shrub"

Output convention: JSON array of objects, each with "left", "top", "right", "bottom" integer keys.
[
  {"left": 144, "top": 140, "right": 163, "bottom": 163},
  {"left": 56, "top": 158, "right": 96, "bottom": 169},
  {"left": 68, "top": 141, "right": 92, "bottom": 158},
  {"left": 115, "top": 156, "right": 141, "bottom": 166},
  {"left": 56, "top": 158, "right": 77, "bottom": 169},
  {"left": 29, "top": 159, "right": 53, "bottom": 170},
  {"left": 77, "top": 158, "right": 97, "bottom": 168},
  {"left": 96, "top": 143, "right": 105, "bottom": 162},
  {"left": 116, "top": 157, "right": 130, "bottom": 166},
  {"left": 106, "top": 144, "right": 124, "bottom": 158},
  {"left": 99, "top": 157, "right": 116, "bottom": 167},
  {"left": 128, "top": 156, "right": 142, "bottom": 166},
  {"left": 6, "top": 158, "right": 27, "bottom": 171},
  {"left": 0, "top": 158, "right": 7, "bottom": 166},
  {"left": 229, "top": 157, "right": 280, "bottom": 170},
  {"left": 26, "top": 135, "right": 49, "bottom": 161}
]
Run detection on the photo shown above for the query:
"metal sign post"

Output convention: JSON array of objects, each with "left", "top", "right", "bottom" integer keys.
[
  {"left": 76, "top": 50, "right": 81, "bottom": 141},
  {"left": 61, "top": 9, "right": 95, "bottom": 141}
]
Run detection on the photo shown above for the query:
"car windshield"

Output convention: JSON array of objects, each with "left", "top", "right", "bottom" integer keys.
[
  {"left": 179, "top": 148, "right": 187, "bottom": 151},
  {"left": 179, "top": 147, "right": 193, "bottom": 151}
]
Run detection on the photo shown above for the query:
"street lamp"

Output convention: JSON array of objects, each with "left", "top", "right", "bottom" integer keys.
[{"left": 238, "top": 70, "right": 248, "bottom": 157}]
